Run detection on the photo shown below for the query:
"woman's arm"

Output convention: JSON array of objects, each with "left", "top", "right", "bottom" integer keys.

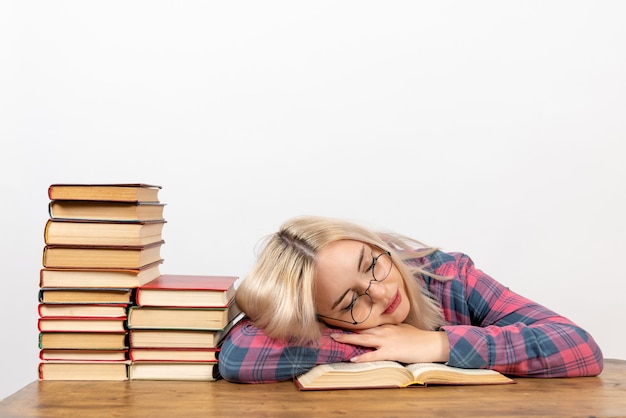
[
  {"left": 437, "top": 253, "right": 604, "bottom": 377},
  {"left": 217, "top": 319, "right": 371, "bottom": 383}
]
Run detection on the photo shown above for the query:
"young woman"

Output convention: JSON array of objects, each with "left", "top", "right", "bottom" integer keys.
[{"left": 218, "top": 216, "right": 603, "bottom": 383}]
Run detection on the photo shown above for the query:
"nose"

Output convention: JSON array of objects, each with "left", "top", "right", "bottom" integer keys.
[{"left": 364, "top": 279, "right": 386, "bottom": 300}]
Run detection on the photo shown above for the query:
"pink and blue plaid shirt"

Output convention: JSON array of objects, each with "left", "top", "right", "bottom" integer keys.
[{"left": 218, "top": 251, "right": 603, "bottom": 383}]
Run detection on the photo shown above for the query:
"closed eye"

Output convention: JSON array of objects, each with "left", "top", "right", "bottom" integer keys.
[
  {"left": 340, "top": 293, "right": 359, "bottom": 312},
  {"left": 364, "top": 254, "right": 376, "bottom": 274}
]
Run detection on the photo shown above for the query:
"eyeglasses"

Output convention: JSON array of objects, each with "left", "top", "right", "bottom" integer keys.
[{"left": 317, "top": 250, "right": 392, "bottom": 325}]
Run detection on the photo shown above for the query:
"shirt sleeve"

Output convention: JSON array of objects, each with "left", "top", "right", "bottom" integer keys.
[
  {"left": 217, "top": 319, "right": 371, "bottom": 383},
  {"left": 438, "top": 253, "right": 604, "bottom": 377}
]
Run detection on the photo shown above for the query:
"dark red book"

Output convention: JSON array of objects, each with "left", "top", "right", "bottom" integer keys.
[{"left": 135, "top": 274, "right": 238, "bottom": 308}]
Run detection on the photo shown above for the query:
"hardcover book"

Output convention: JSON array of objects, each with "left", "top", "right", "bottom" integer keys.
[
  {"left": 39, "top": 261, "right": 162, "bottom": 288},
  {"left": 129, "top": 348, "right": 219, "bottom": 362},
  {"left": 48, "top": 183, "right": 161, "bottom": 202},
  {"left": 40, "top": 349, "right": 128, "bottom": 362},
  {"left": 42, "top": 241, "right": 164, "bottom": 269},
  {"left": 38, "top": 288, "right": 133, "bottom": 304},
  {"left": 128, "top": 362, "right": 216, "bottom": 381},
  {"left": 48, "top": 201, "right": 165, "bottom": 222},
  {"left": 38, "top": 303, "right": 128, "bottom": 318},
  {"left": 39, "top": 361, "right": 129, "bottom": 381},
  {"left": 39, "top": 332, "right": 128, "bottom": 350},
  {"left": 135, "top": 274, "right": 237, "bottom": 308},
  {"left": 44, "top": 219, "right": 166, "bottom": 246},
  {"left": 127, "top": 306, "right": 231, "bottom": 330},
  {"left": 128, "top": 330, "right": 219, "bottom": 349},
  {"left": 38, "top": 317, "right": 127, "bottom": 333},
  {"left": 294, "top": 361, "right": 515, "bottom": 391}
]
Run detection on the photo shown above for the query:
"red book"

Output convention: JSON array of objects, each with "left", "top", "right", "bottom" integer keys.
[{"left": 136, "top": 274, "right": 238, "bottom": 308}]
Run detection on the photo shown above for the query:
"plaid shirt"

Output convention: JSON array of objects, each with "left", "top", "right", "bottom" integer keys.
[{"left": 218, "top": 251, "right": 603, "bottom": 383}]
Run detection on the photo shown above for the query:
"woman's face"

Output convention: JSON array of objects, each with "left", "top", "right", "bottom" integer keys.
[{"left": 313, "top": 239, "right": 410, "bottom": 330}]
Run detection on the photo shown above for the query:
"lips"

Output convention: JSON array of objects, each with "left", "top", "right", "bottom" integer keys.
[{"left": 382, "top": 290, "right": 401, "bottom": 315}]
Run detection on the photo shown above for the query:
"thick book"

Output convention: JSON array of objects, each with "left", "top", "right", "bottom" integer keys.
[
  {"left": 42, "top": 241, "right": 164, "bottom": 269},
  {"left": 136, "top": 274, "right": 238, "bottom": 308},
  {"left": 128, "top": 330, "right": 219, "bottom": 349},
  {"left": 38, "top": 303, "right": 128, "bottom": 318},
  {"left": 48, "top": 201, "right": 166, "bottom": 221},
  {"left": 39, "top": 361, "right": 129, "bottom": 381},
  {"left": 294, "top": 361, "right": 515, "bottom": 391},
  {"left": 128, "top": 362, "right": 216, "bottom": 381},
  {"left": 39, "top": 261, "right": 162, "bottom": 288},
  {"left": 129, "top": 348, "right": 218, "bottom": 362},
  {"left": 39, "top": 332, "right": 128, "bottom": 350},
  {"left": 40, "top": 349, "right": 128, "bottom": 362},
  {"left": 38, "top": 317, "right": 127, "bottom": 333},
  {"left": 38, "top": 288, "right": 133, "bottom": 304},
  {"left": 127, "top": 306, "right": 231, "bottom": 330},
  {"left": 44, "top": 219, "right": 166, "bottom": 246},
  {"left": 48, "top": 183, "right": 161, "bottom": 202}
]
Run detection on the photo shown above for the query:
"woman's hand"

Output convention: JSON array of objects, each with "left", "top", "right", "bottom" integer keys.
[{"left": 330, "top": 323, "right": 450, "bottom": 364}]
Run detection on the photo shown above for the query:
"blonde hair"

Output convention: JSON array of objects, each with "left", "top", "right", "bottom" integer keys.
[{"left": 235, "top": 216, "right": 449, "bottom": 344}]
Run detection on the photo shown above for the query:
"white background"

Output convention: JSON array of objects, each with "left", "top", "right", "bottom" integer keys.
[{"left": 1, "top": 1, "right": 625, "bottom": 400}]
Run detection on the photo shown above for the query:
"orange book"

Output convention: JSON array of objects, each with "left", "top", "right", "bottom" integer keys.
[
  {"left": 135, "top": 274, "right": 237, "bottom": 308},
  {"left": 48, "top": 201, "right": 166, "bottom": 222},
  {"left": 40, "top": 261, "right": 162, "bottom": 289},
  {"left": 44, "top": 219, "right": 166, "bottom": 246},
  {"left": 42, "top": 241, "right": 164, "bottom": 269},
  {"left": 48, "top": 183, "right": 161, "bottom": 202},
  {"left": 38, "top": 288, "right": 133, "bottom": 304}
]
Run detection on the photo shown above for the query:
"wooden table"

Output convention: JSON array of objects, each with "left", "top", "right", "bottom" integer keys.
[{"left": 2, "top": 359, "right": 625, "bottom": 417}]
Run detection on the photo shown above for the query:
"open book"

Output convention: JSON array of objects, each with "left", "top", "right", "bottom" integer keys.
[{"left": 294, "top": 361, "right": 515, "bottom": 390}]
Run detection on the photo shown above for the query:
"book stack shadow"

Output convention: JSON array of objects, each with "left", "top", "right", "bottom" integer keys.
[{"left": 38, "top": 184, "right": 166, "bottom": 380}]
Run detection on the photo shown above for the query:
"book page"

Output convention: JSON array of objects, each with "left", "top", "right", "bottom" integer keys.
[
  {"left": 406, "top": 362, "right": 499, "bottom": 375},
  {"left": 296, "top": 360, "right": 413, "bottom": 389},
  {"left": 405, "top": 362, "right": 513, "bottom": 385},
  {"left": 323, "top": 361, "right": 404, "bottom": 372}
]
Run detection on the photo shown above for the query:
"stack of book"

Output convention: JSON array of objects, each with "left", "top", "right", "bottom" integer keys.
[
  {"left": 127, "top": 274, "right": 240, "bottom": 381},
  {"left": 38, "top": 184, "right": 166, "bottom": 381}
]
